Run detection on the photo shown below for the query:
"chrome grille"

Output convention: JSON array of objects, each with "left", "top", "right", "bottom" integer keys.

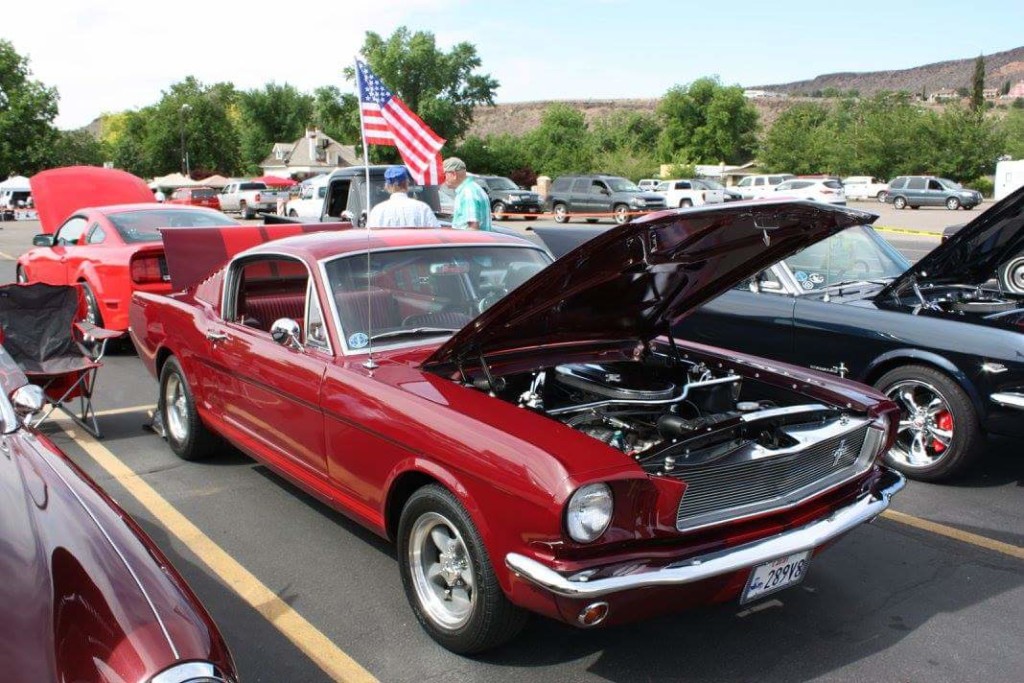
[{"left": 675, "top": 422, "right": 871, "bottom": 531}]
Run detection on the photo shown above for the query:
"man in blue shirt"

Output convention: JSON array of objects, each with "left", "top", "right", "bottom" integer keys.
[{"left": 443, "top": 157, "right": 492, "bottom": 231}]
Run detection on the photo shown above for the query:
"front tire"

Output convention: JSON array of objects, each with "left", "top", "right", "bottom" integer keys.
[
  {"left": 678, "top": 199, "right": 692, "bottom": 208},
  {"left": 945, "top": 197, "right": 961, "bottom": 210},
  {"left": 998, "top": 255, "right": 1024, "bottom": 294},
  {"left": 398, "top": 485, "right": 527, "bottom": 654},
  {"left": 552, "top": 203, "right": 569, "bottom": 224},
  {"left": 492, "top": 201, "right": 507, "bottom": 220},
  {"left": 80, "top": 282, "right": 103, "bottom": 327},
  {"left": 892, "top": 196, "right": 907, "bottom": 210},
  {"left": 613, "top": 204, "right": 630, "bottom": 225},
  {"left": 876, "top": 190, "right": 888, "bottom": 203},
  {"left": 288, "top": 209, "right": 298, "bottom": 217},
  {"left": 160, "top": 356, "right": 218, "bottom": 461},
  {"left": 15, "top": 265, "right": 28, "bottom": 283},
  {"left": 875, "top": 365, "right": 981, "bottom": 481}
]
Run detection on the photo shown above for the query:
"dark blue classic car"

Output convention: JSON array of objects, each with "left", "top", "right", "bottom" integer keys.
[{"left": 534, "top": 189, "right": 1024, "bottom": 481}]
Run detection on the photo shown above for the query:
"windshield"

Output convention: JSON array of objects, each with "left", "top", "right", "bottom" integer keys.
[
  {"left": 192, "top": 188, "right": 217, "bottom": 198},
  {"left": 606, "top": 178, "right": 641, "bottom": 192},
  {"left": 937, "top": 178, "right": 962, "bottom": 190},
  {"left": 781, "top": 226, "right": 910, "bottom": 291},
  {"left": 696, "top": 180, "right": 725, "bottom": 190},
  {"left": 486, "top": 177, "right": 519, "bottom": 191},
  {"left": 107, "top": 208, "right": 238, "bottom": 242},
  {"left": 324, "top": 245, "right": 552, "bottom": 349}
]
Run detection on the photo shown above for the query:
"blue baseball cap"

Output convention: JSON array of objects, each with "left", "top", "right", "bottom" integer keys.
[{"left": 384, "top": 165, "right": 411, "bottom": 183}]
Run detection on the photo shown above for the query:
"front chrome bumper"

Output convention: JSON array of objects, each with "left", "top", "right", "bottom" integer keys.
[{"left": 506, "top": 469, "right": 906, "bottom": 599}]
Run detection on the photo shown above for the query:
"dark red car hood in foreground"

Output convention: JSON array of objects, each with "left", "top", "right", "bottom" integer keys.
[
  {"left": 882, "top": 183, "right": 1024, "bottom": 295},
  {"left": 426, "top": 200, "right": 877, "bottom": 368},
  {"left": 30, "top": 166, "right": 156, "bottom": 234}
]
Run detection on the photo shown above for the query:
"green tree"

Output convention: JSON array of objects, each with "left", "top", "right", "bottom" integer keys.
[
  {"left": 311, "top": 86, "right": 360, "bottom": 144},
  {"left": 759, "top": 102, "right": 833, "bottom": 174},
  {"left": 971, "top": 54, "right": 986, "bottom": 112},
  {"left": 345, "top": 27, "right": 499, "bottom": 145},
  {"left": 592, "top": 111, "right": 661, "bottom": 154},
  {"left": 0, "top": 39, "right": 60, "bottom": 176},
  {"left": 236, "top": 83, "right": 314, "bottom": 172},
  {"left": 1000, "top": 109, "right": 1024, "bottom": 159},
  {"left": 46, "top": 129, "right": 105, "bottom": 168},
  {"left": 916, "top": 105, "right": 1003, "bottom": 180},
  {"left": 524, "top": 104, "right": 595, "bottom": 177},
  {"left": 656, "top": 78, "right": 759, "bottom": 164}
]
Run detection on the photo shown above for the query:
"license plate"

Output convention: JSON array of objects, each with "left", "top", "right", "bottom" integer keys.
[{"left": 741, "top": 551, "right": 810, "bottom": 604}]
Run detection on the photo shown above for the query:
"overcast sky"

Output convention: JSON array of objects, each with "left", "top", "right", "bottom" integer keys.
[{"left": 5, "top": 0, "right": 1024, "bottom": 130}]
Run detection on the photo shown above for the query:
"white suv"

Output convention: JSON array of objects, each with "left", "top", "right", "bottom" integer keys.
[
  {"left": 733, "top": 174, "right": 794, "bottom": 199},
  {"left": 774, "top": 178, "right": 847, "bottom": 205}
]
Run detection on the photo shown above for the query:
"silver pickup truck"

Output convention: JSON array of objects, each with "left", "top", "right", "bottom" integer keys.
[{"left": 219, "top": 181, "right": 290, "bottom": 218}]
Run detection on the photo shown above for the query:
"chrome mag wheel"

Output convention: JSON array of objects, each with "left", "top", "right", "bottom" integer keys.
[
  {"left": 886, "top": 379, "right": 954, "bottom": 468},
  {"left": 408, "top": 511, "right": 476, "bottom": 630},
  {"left": 163, "top": 372, "right": 190, "bottom": 444}
]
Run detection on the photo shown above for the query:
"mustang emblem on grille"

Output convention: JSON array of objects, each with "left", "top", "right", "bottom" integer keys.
[{"left": 832, "top": 439, "right": 848, "bottom": 467}]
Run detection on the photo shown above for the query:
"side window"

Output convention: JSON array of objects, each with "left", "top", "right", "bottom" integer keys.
[
  {"left": 86, "top": 223, "right": 106, "bottom": 245},
  {"left": 889, "top": 177, "right": 907, "bottom": 190},
  {"left": 738, "top": 177, "right": 752, "bottom": 188},
  {"left": 676, "top": 181, "right": 691, "bottom": 190},
  {"left": 768, "top": 176, "right": 784, "bottom": 186},
  {"left": 55, "top": 217, "right": 89, "bottom": 245},
  {"left": 928, "top": 180, "right": 943, "bottom": 191},
  {"left": 551, "top": 178, "right": 571, "bottom": 193},
  {"left": 589, "top": 181, "right": 607, "bottom": 194},
  {"left": 570, "top": 178, "right": 589, "bottom": 193},
  {"left": 305, "top": 281, "right": 330, "bottom": 351},
  {"left": 906, "top": 177, "right": 926, "bottom": 190},
  {"left": 227, "top": 257, "right": 309, "bottom": 334},
  {"left": 754, "top": 177, "right": 765, "bottom": 187}
]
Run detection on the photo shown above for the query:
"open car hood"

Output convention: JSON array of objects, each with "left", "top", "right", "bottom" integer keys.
[
  {"left": 882, "top": 185, "right": 1024, "bottom": 296},
  {"left": 30, "top": 166, "right": 155, "bottom": 234},
  {"left": 425, "top": 200, "right": 877, "bottom": 369}
]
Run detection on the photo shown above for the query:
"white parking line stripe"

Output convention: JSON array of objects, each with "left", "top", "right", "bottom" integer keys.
[{"left": 53, "top": 414, "right": 379, "bottom": 683}]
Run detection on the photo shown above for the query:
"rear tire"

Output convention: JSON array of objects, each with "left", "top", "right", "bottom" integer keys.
[
  {"left": 160, "top": 356, "right": 218, "bottom": 461},
  {"left": 998, "top": 256, "right": 1024, "bottom": 294},
  {"left": 398, "top": 485, "right": 527, "bottom": 653},
  {"left": 875, "top": 364, "right": 981, "bottom": 481},
  {"left": 679, "top": 199, "right": 692, "bottom": 208},
  {"left": 80, "top": 282, "right": 103, "bottom": 327},
  {"left": 239, "top": 201, "right": 252, "bottom": 219},
  {"left": 893, "top": 196, "right": 907, "bottom": 210},
  {"left": 876, "top": 191, "right": 888, "bottom": 203},
  {"left": 288, "top": 209, "right": 298, "bottom": 217}
]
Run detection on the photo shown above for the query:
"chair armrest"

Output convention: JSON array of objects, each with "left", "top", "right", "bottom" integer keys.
[
  {"left": 75, "top": 321, "right": 122, "bottom": 341},
  {"left": 75, "top": 321, "right": 122, "bottom": 361}
]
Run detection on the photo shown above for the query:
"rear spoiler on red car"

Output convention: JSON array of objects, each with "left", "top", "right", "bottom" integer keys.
[{"left": 160, "top": 223, "right": 351, "bottom": 291}]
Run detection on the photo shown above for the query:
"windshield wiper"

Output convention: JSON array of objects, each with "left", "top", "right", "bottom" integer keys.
[
  {"left": 822, "top": 278, "right": 893, "bottom": 291},
  {"left": 370, "top": 327, "right": 460, "bottom": 342}
]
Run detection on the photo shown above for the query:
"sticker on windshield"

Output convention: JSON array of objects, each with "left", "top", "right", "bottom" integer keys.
[
  {"left": 794, "top": 270, "right": 808, "bottom": 282},
  {"left": 801, "top": 280, "right": 815, "bottom": 290},
  {"left": 348, "top": 332, "right": 369, "bottom": 349},
  {"left": 808, "top": 273, "right": 825, "bottom": 284}
]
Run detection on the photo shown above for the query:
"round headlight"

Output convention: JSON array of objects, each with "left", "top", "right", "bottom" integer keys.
[{"left": 566, "top": 483, "right": 613, "bottom": 543}]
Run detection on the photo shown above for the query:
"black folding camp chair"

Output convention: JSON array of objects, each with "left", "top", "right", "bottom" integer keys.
[{"left": 0, "top": 283, "right": 119, "bottom": 437}]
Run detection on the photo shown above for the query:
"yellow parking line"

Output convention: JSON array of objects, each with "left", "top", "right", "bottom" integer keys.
[
  {"left": 53, "top": 414, "right": 378, "bottom": 683},
  {"left": 0, "top": 249, "right": 17, "bottom": 260},
  {"left": 874, "top": 226, "right": 942, "bottom": 238},
  {"left": 881, "top": 510, "right": 1024, "bottom": 561}
]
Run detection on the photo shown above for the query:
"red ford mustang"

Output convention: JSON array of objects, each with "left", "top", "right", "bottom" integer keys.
[
  {"left": 0, "top": 346, "right": 236, "bottom": 681},
  {"left": 130, "top": 202, "right": 905, "bottom": 654},
  {"left": 17, "top": 167, "right": 238, "bottom": 332}
]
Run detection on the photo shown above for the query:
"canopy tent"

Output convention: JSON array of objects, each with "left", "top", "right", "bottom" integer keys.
[
  {"left": 254, "top": 175, "right": 297, "bottom": 187},
  {"left": 149, "top": 173, "right": 202, "bottom": 190},
  {"left": 196, "top": 174, "right": 230, "bottom": 189},
  {"left": 0, "top": 175, "right": 31, "bottom": 192}
]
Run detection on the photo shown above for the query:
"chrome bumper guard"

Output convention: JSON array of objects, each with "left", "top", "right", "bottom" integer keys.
[
  {"left": 991, "top": 392, "right": 1024, "bottom": 410},
  {"left": 506, "top": 469, "right": 906, "bottom": 599}
]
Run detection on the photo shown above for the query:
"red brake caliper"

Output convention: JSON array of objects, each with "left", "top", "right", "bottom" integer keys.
[{"left": 933, "top": 411, "right": 953, "bottom": 452}]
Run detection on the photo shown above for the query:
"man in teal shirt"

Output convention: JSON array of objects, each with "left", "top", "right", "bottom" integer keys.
[{"left": 443, "top": 157, "right": 492, "bottom": 231}]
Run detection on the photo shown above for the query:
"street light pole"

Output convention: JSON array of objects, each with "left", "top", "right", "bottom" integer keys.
[{"left": 179, "top": 103, "right": 191, "bottom": 176}]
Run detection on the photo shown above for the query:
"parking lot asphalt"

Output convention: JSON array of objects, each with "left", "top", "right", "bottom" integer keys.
[{"left": 1, "top": 202, "right": 1021, "bottom": 683}]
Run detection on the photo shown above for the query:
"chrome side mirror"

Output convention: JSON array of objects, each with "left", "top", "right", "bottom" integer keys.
[
  {"left": 12, "top": 385, "right": 45, "bottom": 418},
  {"left": 270, "top": 318, "right": 302, "bottom": 350}
]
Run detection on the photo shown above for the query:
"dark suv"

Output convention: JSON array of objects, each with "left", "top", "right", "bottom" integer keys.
[
  {"left": 884, "top": 175, "right": 982, "bottom": 210},
  {"left": 472, "top": 175, "right": 543, "bottom": 219},
  {"left": 547, "top": 174, "right": 668, "bottom": 224}
]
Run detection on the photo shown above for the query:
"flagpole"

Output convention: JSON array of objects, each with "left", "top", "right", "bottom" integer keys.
[{"left": 354, "top": 58, "right": 378, "bottom": 371}]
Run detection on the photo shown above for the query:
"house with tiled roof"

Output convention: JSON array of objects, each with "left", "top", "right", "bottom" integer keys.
[{"left": 260, "top": 127, "right": 361, "bottom": 180}]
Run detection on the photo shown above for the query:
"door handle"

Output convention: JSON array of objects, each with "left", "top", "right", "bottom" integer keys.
[{"left": 205, "top": 330, "right": 228, "bottom": 342}]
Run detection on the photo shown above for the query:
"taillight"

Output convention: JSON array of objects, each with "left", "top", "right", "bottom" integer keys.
[
  {"left": 131, "top": 255, "right": 166, "bottom": 284},
  {"left": 255, "top": 192, "right": 262, "bottom": 202}
]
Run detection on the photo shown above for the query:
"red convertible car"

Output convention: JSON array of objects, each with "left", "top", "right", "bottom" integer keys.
[
  {"left": 130, "top": 201, "right": 905, "bottom": 654},
  {"left": 17, "top": 167, "right": 238, "bottom": 332},
  {"left": 166, "top": 186, "right": 222, "bottom": 210},
  {"left": 0, "top": 346, "right": 236, "bottom": 681}
]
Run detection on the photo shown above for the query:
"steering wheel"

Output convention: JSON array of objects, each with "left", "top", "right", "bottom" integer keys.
[{"left": 477, "top": 288, "right": 508, "bottom": 313}]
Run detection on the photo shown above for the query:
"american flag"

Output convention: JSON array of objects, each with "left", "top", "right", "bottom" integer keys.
[{"left": 356, "top": 59, "right": 445, "bottom": 185}]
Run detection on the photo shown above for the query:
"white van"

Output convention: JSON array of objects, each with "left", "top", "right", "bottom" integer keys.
[
  {"left": 733, "top": 174, "right": 794, "bottom": 199},
  {"left": 842, "top": 176, "right": 889, "bottom": 202},
  {"left": 284, "top": 175, "right": 329, "bottom": 218},
  {"left": 994, "top": 159, "right": 1024, "bottom": 201}
]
